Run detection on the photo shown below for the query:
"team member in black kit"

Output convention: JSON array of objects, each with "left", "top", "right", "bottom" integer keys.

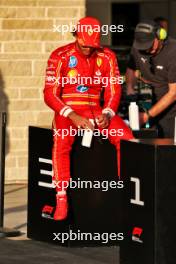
[{"left": 126, "top": 21, "right": 176, "bottom": 137}]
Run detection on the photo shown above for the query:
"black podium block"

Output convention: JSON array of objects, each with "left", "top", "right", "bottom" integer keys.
[
  {"left": 27, "top": 126, "right": 122, "bottom": 246},
  {"left": 70, "top": 135, "right": 123, "bottom": 246},
  {"left": 120, "top": 139, "right": 176, "bottom": 264}
]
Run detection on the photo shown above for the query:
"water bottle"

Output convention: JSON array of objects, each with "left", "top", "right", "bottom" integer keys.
[
  {"left": 81, "top": 119, "right": 94, "bottom": 148},
  {"left": 129, "top": 102, "right": 140, "bottom": 130}
]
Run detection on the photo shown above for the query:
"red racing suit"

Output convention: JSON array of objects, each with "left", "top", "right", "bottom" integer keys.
[{"left": 44, "top": 42, "right": 133, "bottom": 191}]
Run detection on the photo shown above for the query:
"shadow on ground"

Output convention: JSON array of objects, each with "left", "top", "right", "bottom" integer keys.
[{"left": 0, "top": 238, "right": 119, "bottom": 264}]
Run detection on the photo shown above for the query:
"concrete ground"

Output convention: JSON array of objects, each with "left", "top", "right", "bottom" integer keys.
[{"left": 0, "top": 185, "right": 119, "bottom": 264}]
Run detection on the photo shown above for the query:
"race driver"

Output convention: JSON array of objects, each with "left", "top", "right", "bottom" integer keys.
[{"left": 44, "top": 16, "right": 133, "bottom": 221}]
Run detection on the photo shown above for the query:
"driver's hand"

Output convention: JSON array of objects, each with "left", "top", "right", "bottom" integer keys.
[
  {"left": 96, "top": 114, "right": 110, "bottom": 128},
  {"left": 68, "top": 111, "right": 94, "bottom": 130}
]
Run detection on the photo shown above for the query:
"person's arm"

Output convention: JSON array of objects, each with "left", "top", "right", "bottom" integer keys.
[
  {"left": 43, "top": 50, "right": 73, "bottom": 117},
  {"left": 125, "top": 53, "right": 137, "bottom": 95},
  {"left": 126, "top": 67, "right": 137, "bottom": 95},
  {"left": 43, "top": 50, "right": 93, "bottom": 129},
  {"left": 102, "top": 50, "right": 122, "bottom": 117},
  {"left": 140, "top": 51, "right": 176, "bottom": 124},
  {"left": 140, "top": 83, "right": 176, "bottom": 124},
  {"left": 96, "top": 50, "right": 121, "bottom": 128}
]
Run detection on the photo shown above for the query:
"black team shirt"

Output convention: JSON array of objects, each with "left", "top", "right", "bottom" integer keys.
[{"left": 128, "top": 38, "right": 176, "bottom": 118}]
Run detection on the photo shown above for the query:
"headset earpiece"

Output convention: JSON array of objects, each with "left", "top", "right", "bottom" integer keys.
[{"left": 156, "top": 27, "right": 167, "bottom": 40}]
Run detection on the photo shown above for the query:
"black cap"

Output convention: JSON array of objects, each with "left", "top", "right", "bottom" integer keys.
[{"left": 133, "top": 22, "right": 156, "bottom": 50}]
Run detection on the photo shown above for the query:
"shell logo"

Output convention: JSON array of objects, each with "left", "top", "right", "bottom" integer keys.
[{"left": 67, "top": 69, "right": 78, "bottom": 78}]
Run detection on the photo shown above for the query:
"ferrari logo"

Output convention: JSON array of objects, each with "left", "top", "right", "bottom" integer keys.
[
  {"left": 96, "top": 57, "right": 102, "bottom": 67},
  {"left": 88, "top": 28, "right": 93, "bottom": 36}
]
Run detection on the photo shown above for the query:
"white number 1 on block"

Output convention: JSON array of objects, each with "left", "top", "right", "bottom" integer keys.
[{"left": 130, "top": 177, "right": 144, "bottom": 206}]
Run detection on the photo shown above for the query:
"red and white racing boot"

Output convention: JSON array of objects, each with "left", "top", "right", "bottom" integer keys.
[{"left": 53, "top": 192, "right": 68, "bottom": 221}]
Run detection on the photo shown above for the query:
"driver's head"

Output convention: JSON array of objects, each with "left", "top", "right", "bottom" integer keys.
[
  {"left": 74, "top": 16, "right": 101, "bottom": 56},
  {"left": 133, "top": 20, "right": 167, "bottom": 55}
]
